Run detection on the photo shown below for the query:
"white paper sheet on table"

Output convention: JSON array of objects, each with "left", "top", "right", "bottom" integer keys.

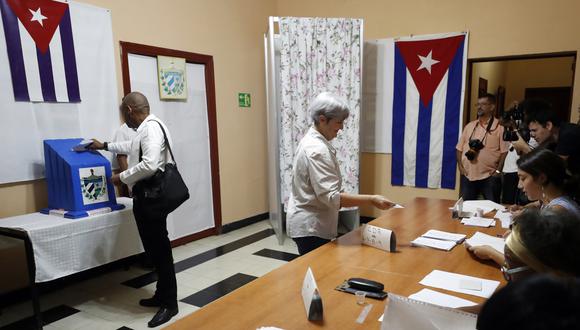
[
  {"left": 419, "top": 270, "right": 500, "bottom": 298},
  {"left": 495, "top": 210, "right": 513, "bottom": 229},
  {"left": 411, "top": 237, "right": 457, "bottom": 251},
  {"left": 421, "top": 230, "right": 466, "bottom": 243},
  {"left": 465, "top": 232, "right": 505, "bottom": 254},
  {"left": 461, "top": 217, "right": 495, "bottom": 227},
  {"left": 462, "top": 200, "right": 505, "bottom": 213},
  {"left": 409, "top": 289, "right": 477, "bottom": 308}
]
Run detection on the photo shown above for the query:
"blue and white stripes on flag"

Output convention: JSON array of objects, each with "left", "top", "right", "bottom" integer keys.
[
  {"left": 391, "top": 32, "right": 468, "bottom": 189},
  {"left": 0, "top": 0, "right": 80, "bottom": 102}
]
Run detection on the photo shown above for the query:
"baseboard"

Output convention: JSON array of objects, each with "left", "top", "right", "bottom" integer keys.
[{"left": 221, "top": 212, "right": 269, "bottom": 234}]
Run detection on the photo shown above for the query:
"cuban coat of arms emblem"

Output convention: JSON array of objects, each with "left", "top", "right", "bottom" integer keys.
[{"left": 79, "top": 166, "right": 109, "bottom": 205}]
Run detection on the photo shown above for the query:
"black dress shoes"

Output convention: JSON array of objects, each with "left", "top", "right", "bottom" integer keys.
[
  {"left": 148, "top": 306, "right": 178, "bottom": 328},
  {"left": 139, "top": 297, "right": 162, "bottom": 307}
]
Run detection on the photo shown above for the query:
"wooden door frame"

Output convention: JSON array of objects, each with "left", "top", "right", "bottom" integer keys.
[
  {"left": 465, "top": 51, "right": 577, "bottom": 125},
  {"left": 119, "top": 41, "right": 222, "bottom": 246}
]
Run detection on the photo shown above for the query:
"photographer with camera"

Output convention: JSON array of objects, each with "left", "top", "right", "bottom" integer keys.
[
  {"left": 456, "top": 93, "right": 509, "bottom": 202},
  {"left": 516, "top": 99, "right": 580, "bottom": 176}
]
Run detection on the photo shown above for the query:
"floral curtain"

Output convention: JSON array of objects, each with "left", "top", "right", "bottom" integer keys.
[{"left": 279, "top": 17, "right": 362, "bottom": 208}]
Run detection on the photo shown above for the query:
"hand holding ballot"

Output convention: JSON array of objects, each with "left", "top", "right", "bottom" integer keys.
[
  {"left": 87, "top": 139, "right": 106, "bottom": 150},
  {"left": 371, "top": 195, "right": 396, "bottom": 210}
]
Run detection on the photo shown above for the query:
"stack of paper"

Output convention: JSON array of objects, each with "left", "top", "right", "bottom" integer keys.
[
  {"left": 461, "top": 217, "right": 495, "bottom": 227},
  {"left": 411, "top": 230, "right": 466, "bottom": 251},
  {"left": 419, "top": 270, "right": 500, "bottom": 298},
  {"left": 465, "top": 232, "right": 505, "bottom": 254},
  {"left": 411, "top": 237, "right": 457, "bottom": 251},
  {"left": 421, "top": 230, "right": 466, "bottom": 243}
]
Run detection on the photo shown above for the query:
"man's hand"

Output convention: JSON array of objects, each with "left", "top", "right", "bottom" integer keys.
[
  {"left": 110, "top": 174, "right": 122, "bottom": 186},
  {"left": 458, "top": 165, "right": 467, "bottom": 177},
  {"left": 512, "top": 132, "right": 531, "bottom": 155},
  {"left": 371, "top": 195, "right": 396, "bottom": 210},
  {"left": 88, "top": 139, "right": 105, "bottom": 150}
]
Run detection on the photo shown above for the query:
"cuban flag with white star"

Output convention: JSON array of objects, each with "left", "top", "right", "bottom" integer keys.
[
  {"left": 391, "top": 32, "right": 468, "bottom": 189},
  {"left": 0, "top": 0, "right": 80, "bottom": 102}
]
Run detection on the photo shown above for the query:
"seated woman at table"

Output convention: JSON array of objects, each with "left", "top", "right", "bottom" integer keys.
[
  {"left": 500, "top": 208, "right": 580, "bottom": 282},
  {"left": 466, "top": 148, "right": 580, "bottom": 265},
  {"left": 286, "top": 92, "right": 395, "bottom": 255},
  {"left": 510, "top": 148, "right": 580, "bottom": 217},
  {"left": 461, "top": 208, "right": 580, "bottom": 315}
]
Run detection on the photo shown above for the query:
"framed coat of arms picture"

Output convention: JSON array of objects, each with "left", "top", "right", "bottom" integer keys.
[{"left": 157, "top": 55, "right": 187, "bottom": 100}]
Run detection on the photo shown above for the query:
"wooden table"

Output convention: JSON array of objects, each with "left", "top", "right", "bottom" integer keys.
[{"left": 167, "top": 198, "right": 506, "bottom": 329}]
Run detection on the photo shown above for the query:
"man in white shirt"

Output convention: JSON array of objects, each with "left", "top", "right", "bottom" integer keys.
[
  {"left": 90, "top": 92, "right": 178, "bottom": 328},
  {"left": 286, "top": 92, "right": 395, "bottom": 255}
]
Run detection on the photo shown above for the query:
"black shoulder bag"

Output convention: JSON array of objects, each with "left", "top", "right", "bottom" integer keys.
[{"left": 132, "top": 121, "right": 190, "bottom": 214}]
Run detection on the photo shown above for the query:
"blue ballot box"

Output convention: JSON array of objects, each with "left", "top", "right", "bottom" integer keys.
[{"left": 41, "top": 138, "right": 125, "bottom": 218}]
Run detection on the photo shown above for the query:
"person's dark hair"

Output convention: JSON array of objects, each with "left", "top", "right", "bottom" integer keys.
[
  {"left": 521, "top": 98, "right": 562, "bottom": 127},
  {"left": 513, "top": 208, "right": 580, "bottom": 277},
  {"left": 516, "top": 148, "right": 578, "bottom": 199},
  {"left": 479, "top": 93, "right": 496, "bottom": 105},
  {"left": 477, "top": 274, "right": 580, "bottom": 330}
]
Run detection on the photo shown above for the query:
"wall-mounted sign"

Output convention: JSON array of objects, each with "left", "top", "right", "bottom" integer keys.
[
  {"left": 238, "top": 92, "right": 251, "bottom": 107},
  {"left": 157, "top": 56, "right": 187, "bottom": 100}
]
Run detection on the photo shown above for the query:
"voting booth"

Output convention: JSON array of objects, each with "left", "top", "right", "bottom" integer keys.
[{"left": 41, "top": 139, "right": 124, "bottom": 218}]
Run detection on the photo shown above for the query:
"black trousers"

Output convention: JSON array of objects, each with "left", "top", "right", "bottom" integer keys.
[
  {"left": 293, "top": 236, "right": 330, "bottom": 256},
  {"left": 460, "top": 175, "right": 501, "bottom": 203},
  {"left": 133, "top": 198, "right": 177, "bottom": 308},
  {"left": 501, "top": 172, "right": 519, "bottom": 205}
]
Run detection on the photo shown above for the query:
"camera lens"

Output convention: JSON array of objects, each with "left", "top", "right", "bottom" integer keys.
[{"left": 465, "top": 150, "right": 476, "bottom": 161}]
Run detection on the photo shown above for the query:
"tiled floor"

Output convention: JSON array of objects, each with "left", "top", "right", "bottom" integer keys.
[{"left": 0, "top": 220, "right": 299, "bottom": 329}]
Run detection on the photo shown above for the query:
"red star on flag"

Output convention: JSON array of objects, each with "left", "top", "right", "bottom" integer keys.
[
  {"left": 7, "top": 0, "right": 68, "bottom": 53},
  {"left": 396, "top": 35, "right": 465, "bottom": 107}
]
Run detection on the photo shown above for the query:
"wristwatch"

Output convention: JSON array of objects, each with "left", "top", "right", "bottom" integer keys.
[{"left": 103, "top": 142, "right": 108, "bottom": 151}]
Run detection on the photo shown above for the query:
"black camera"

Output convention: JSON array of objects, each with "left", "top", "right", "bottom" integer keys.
[
  {"left": 465, "top": 139, "right": 484, "bottom": 161},
  {"left": 501, "top": 104, "right": 526, "bottom": 141}
]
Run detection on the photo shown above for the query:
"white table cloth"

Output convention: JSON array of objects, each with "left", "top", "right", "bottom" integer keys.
[{"left": 0, "top": 197, "right": 143, "bottom": 282}]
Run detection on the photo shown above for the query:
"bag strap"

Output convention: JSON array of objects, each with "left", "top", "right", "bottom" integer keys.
[{"left": 138, "top": 120, "right": 177, "bottom": 165}]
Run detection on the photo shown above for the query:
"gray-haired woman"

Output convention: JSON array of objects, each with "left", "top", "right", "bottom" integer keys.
[{"left": 286, "top": 92, "right": 395, "bottom": 255}]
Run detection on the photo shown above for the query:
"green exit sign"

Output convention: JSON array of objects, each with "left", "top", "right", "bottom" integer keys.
[{"left": 238, "top": 93, "right": 251, "bottom": 108}]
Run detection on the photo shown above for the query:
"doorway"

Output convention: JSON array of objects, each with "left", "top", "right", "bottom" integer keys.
[{"left": 466, "top": 52, "right": 576, "bottom": 124}]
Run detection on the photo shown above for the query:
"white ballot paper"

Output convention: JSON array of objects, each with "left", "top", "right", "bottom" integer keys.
[
  {"left": 462, "top": 200, "right": 505, "bottom": 214},
  {"left": 421, "top": 230, "right": 466, "bottom": 243},
  {"left": 461, "top": 217, "right": 495, "bottom": 227},
  {"left": 411, "top": 237, "right": 456, "bottom": 251},
  {"left": 465, "top": 232, "right": 505, "bottom": 254},
  {"left": 419, "top": 270, "right": 500, "bottom": 298},
  {"left": 72, "top": 139, "right": 94, "bottom": 152},
  {"left": 362, "top": 224, "right": 394, "bottom": 252},
  {"left": 381, "top": 293, "right": 477, "bottom": 330},
  {"left": 409, "top": 289, "right": 477, "bottom": 308}
]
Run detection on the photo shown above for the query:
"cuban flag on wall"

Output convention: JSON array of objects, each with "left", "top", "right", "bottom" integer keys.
[
  {"left": 0, "top": 0, "right": 80, "bottom": 102},
  {"left": 391, "top": 32, "right": 467, "bottom": 189}
]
